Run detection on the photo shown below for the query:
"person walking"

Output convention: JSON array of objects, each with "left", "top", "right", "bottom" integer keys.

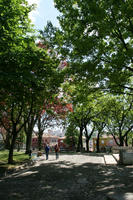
[
  {"left": 45, "top": 144, "right": 50, "bottom": 160},
  {"left": 54, "top": 144, "right": 60, "bottom": 160}
]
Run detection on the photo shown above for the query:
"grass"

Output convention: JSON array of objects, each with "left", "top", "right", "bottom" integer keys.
[{"left": 0, "top": 150, "right": 29, "bottom": 173}]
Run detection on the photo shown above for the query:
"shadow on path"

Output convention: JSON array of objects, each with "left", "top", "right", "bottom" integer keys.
[{"left": 0, "top": 156, "right": 133, "bottom": 200}]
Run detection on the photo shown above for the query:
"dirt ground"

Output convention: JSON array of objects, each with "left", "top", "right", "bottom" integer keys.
[{"left": 0, "top": 153, "right": 133, "bottom": 200}]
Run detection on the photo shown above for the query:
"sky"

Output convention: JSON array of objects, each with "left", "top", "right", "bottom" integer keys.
[{"left": 28, "top": 0, "right": 60, "bottom": 31}]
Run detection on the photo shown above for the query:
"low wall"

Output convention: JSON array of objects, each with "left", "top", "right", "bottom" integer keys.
[
  {"left": 120, "top": 151, "right": 133, "bottom": 165},
  {"left": 112, "top": 146, "right": 133, "bottom": 153},
  {"left": 112, "top": 147, "right": 133, "bottom": 165}
]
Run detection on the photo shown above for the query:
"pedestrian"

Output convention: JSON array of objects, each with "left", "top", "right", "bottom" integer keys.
[
  {"left": 54, "top": 144, "right": 60, "bottom": 160},
  {"left": 45, "top": 144, "right": 50, "bottom": 160}
]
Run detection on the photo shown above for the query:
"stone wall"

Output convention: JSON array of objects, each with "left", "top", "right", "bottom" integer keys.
[{"left": 112, "top": 146, "right": 133, "bottom": 165}]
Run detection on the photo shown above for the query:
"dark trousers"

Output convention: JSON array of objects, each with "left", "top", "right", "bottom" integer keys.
[
  {"left": 46, "top": 152, "right": 49, "bottom": 160},
  {"left": 56, "top": 152, "right": 59, "bottom": 159}
]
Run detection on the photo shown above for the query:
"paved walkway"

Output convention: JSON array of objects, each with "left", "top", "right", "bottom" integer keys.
[
  {"left": 104, "top": 155, "right": 117, "bottom": 165},
  {"left": 0, "top": 153, "right": 133, "bottom": 200}
]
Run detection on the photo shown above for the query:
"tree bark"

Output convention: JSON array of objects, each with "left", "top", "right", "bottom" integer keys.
[
  {"left": 125, "top": 135, "right": 128, "bottom": 146},
  {"left": 38, "top": 131, "right": 43, "bottom": 151},
  {"left": 96, "top": 132, "right": 100, "bottom": 153},
  {"left": 24, "top": 115, "right": 36, "bottom": 154},
  {"left": 86, "top": 138, "right": 89, "bottom": 152},
  {"left": 25, "top": 131, "right": 32, "bottom": 154},
  {"left": 8, "top": 131, "right": 17, "bottom": 164},
  {"left": 84, "top": 125, "right": 95, "bottom": 152},
  {"left": 5, "top": 132, "right": 11, "bottom": 150},
  {"left": 77, "top": 127, "right": 83, "bottom": 152},
  {"left": 119, "top": 136, "right": 124, "bottom": 146}
]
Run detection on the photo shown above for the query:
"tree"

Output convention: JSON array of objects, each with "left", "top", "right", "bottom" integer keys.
[
  {"left": 24, "top": 114, "right": 38, "bottom": 154},
  {"left": 36, "top": 112, "right": 55, "bottom": 151},
  {"left": 93, "top": 121, "right": 106, "bottom": 153},
  {"left": 35, "top": 96, "right": 73, "bottom": 151},
  {"left": 43, "top": 0, "right": 133, "bottom": 94},
  {"left": 62, "top": 77, "right": 104, "bottom": 151},
  {"left": 0, "top": 0, "right": 64, "bottom": 164},
  {"left": 0, "top": 95, "right": 34, "bottom": 163},
  {"left": 65, "top": 123, "right": 79, "bottom": 149},
  {"left": 84, "top": 123, "right": 95, "bottom": 152},
  {"left": 16, "top": 130, "right": 25, "bottom": 152},
  {"left": 105, "top": 95, "right": 133, "bottom": 146},
  {"left": 0, "top": 0, "right": 34, "bottom": 96},
  {"left": 0, "top": 0, "right": 35, "bottom": 162}
]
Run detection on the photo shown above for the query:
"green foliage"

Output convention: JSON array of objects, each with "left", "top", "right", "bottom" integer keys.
[
  {"left": 65, "top": 123, "right": 79, "bottom": 147},
  {"left": 0, "top": 0, "right": 64, "bottom": 163},
  {"left": 0, "top": 150, "right": 29, "bottom": 174},
  {"left": 0, "top": 150, "right": 29, "bottom": 165},
  {"left": 128, "top": 132, "right": 133, "bottom": 145},
  {"left": 16, "top": 131, "right": 25, "bottom": 144},
  {"left": 105, "top": 95, "right": 133, "bottom": 143},
  {"left": 50, "top": 0, "right": 133, "bottom": 93},
  {"left": 0, "top": 0, "right": 62, "bottom": 121},
  {"left": 0, "top": 0, "right": 33, "bottom": 103},
  {"left": 62, "top": 75, "right": 133, "bottom": 146}
]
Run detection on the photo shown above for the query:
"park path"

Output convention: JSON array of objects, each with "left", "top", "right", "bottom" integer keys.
[{"left": 0, "top": 153, "right": 133, "bottom": 200}]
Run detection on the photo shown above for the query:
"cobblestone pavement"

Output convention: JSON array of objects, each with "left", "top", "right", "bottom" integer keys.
[{"left": 0, "top": 153, "right": 133, "bottom": 200}]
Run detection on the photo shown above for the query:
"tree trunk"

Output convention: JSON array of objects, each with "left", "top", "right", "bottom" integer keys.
[
  {"left": 77, "top": 127, "right": 83, "bottom": 152},
  {"left": 25, "top": 131, "right": 32, "bottom": 154},
  {"left": 111, "top": 133, "right": 120, "bottom": 146},
  {"left": 86, "top": 139, "right": 89, "bottom": 152},
  {"left": 84, "top": 125, "right": 95, "bottom": 152},
  {"left": 5, "top": 133, "right": 11, "bottom": 150},
  {"left": 119, "top": 136, "right": 124, "bottom": 146},
  {"left": 77, "top": 136, "right": 80, "bottom": 152},
  {"left": 8, "top": 132, "right": 17, "bottom": 164},
  {"left": 38, "top": 131, "right": 43, "bottom": 151},
  {"left": 24, "top": 115, "right": 36, "bottom": 154},
  {"left": 84, "top": 126, "right": 89, "bottom": 152},
  {"left": 125, "top": 135, "right": 128, "bottom": 146},
  {"left": 17, "top": 143, "right": 20, "bottom": 152},
  {"left": 96, "top": 132, "right": 100, "bottom": 153}
]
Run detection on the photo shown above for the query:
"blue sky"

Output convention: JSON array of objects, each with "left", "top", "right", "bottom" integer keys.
[{"left": 28, "top": 0, "right": 60, "bottom": 31}]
